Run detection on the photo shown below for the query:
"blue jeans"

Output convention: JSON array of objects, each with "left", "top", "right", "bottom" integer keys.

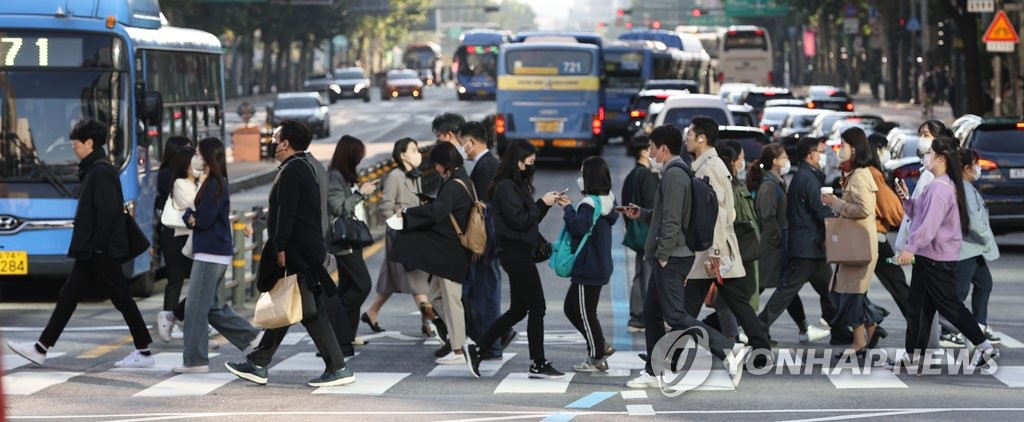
[
  {"left": 954, "top": 255, "right": 993, "bottom": 326},
  {"left": 464, "top": 257, "right": 502, "bottom": 355},
  {"left": 183, "top": 260, "right": 260, "bottom": 367}
]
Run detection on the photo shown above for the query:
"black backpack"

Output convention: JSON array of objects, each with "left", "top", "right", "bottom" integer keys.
[{"left": 665, "top": 160, "right": 718, "bottom": 252}]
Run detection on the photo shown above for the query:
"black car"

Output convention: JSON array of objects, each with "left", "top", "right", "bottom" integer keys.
[
  {"left": 739, "top": 87, "right": 795, "bottom": 117},
  {"left": 331, "top": 67, "right": 371, "bottom": 103},
  {"left": 271, "top": 92, "right": 330, "bottom": 138},
  {"left": 960, "top": 119, "right": 1024, "bottom": 234},
  {"left": 642, "top": 79, "right": 700, "bottom": 93},
  {"left": 806, "top": 85, "right": 854, "bottom": 112},
  {"left": 625, "top": 89, "right": 688, "bottom": 137},
  {"left": 302, "top": 73, "right": 335, "bottom": 102},
  {"left": 719, "top": 126, "right": 771, "bottom": 162}
]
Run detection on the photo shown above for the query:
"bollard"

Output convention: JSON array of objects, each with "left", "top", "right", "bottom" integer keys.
[
  {"left": 250, "top": 206, "right": 266, "bottom": 302},
  {"left": 232, "top": 210, "right": 247, "bottom": 306}
]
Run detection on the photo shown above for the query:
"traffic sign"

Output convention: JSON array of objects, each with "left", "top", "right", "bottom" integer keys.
[
  {"left": 982, "top": 10, "right": 1019, "bottom": 43},
  {"left": 844, "top": 3, "right": 858, "bottom": 18},
  {"left": 968, "top": 0, "right": 995, "bottom": 13}
]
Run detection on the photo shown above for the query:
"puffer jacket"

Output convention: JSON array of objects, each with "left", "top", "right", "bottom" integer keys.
[{"left": 564, "top": 194, "right": 619, "bottom": 286}]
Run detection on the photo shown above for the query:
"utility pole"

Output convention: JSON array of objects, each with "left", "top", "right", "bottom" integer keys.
[{"left": 994, "top": 0, "right": 1004, "bottom": 116}]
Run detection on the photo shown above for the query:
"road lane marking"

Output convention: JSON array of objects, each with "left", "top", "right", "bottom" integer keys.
[
  {"left": 134, "top": 373, "right": 237, "bottom": 397},
  {"left": 991, "top": 331, "right": 1024, "bottom": 348},
  {"left": 992, "top": 366, "right": 1024, "bottom": 387},
  {"left": 619, "top": 390, "right": 647, "bottom": 400},
  {"left": 78, "top": 335, "right": 132, "bottom": 358},
  {"left": 429, "top": 353, "right": 515, "bottom": 378},
  {"left": 827, "top": 369, "right": 908, "bottom": 389},
  {"left": 565, "top": 391, "right": 616, "bottom": 409},
  {"left": 494, "top": 373, "right": 576, "bottom": 394},
  {"left": 626, "top": 404, "right": 655, "bottom": 416},
  {"left": 312, "top": 372, "right": 410, "bottom": 396},
  {"left": 3, "top": 371, "right": 81, "bottom": 395},
  {"left": 110, "top": 352, "right": 219, "bottom": 373},
  {"left": 271, "top": 352, "right": 359, "bottom": 372},
  {"left": 541, "top": 412, "right": 578, "bottom": 422},
  {"left": 0, "top": 325, "right": 154, "bottom": 333},
  {"left": 362, "top": 238, "right": 385, "bottom": 259},
  {"left": 3, "top": 352, "right": 65, "bottom": 371}
]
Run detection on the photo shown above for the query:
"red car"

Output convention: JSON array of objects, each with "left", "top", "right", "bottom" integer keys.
[{"left": 381, "top": 69, "right": 424, "bottom": 101}]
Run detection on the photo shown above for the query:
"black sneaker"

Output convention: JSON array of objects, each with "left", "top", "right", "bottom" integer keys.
[
  {"left": 480, "top": 350, "right": 503, "bottom": 360},
  {"left": 434, "top": 342, "right": 452, "bottom": 358},
  {"left": 463, "top": 344, "right": 481, "bottom": 378},
  {"left": 307, "top": 366, "right": 356, "bottom": 387},
  {"left": 500, "top": 329, "right": 518, "bottom": 350},
  {"left": 528, "top": 361, "right": 565, "bottom": 379},
  {"left": 597, "top": 343, "right": 616, "bottom": 360},
  {"left": 225, "top": 361, "right": 268, "bottom": 385},
  {"left": 972, "top": 347, "right": 1000, "bottom": 370}
]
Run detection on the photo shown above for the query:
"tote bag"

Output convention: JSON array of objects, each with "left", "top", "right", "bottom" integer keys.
[
  {"left": 824, "top": 217, "right": 872, "bottom": 265},
  {"left": 253, "top": 272, "right": 303, "bottom": 329}
]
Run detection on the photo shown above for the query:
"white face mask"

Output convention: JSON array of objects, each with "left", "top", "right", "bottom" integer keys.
[
  {"left": 577, "top": 176, "right": 585, "bottom": 191},
  {"left": 837, "top": 145, "right": 852, "bottom": 163},
  {"left": 918, "top": 135, "right": 934, "bottom": 156},
  {"left": 780, "top": 159, "right": 792, "bottom": 175},
  {"left": 879, "top": 148, "right": 892, "bottom": 164},
  {"left": 974, "top": 164, "right": 982, "bottom": 177},
  {"left": 454, "top": 142, "right": 468, "bottom": 160},
  {"left": 649, "top": 149, "right": 663, "bottom": 172},
  {"left": 817, "top": 152, "right": 827, "bottom": 170},
  {"left": 736, "top": 167, "right": 747, "bottom": 182},
  {"left": 464, "top": 157, "right": 477, "bottom": 175},
  {"left": 191, "top": 155, "right": 204, "bottom": 178}
]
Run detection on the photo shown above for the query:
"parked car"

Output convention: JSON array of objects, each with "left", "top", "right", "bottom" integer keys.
[
  {"left": 719, "top": 125, "right": 771, "bottom": 162},
  {"left": 302, "top": 72, "right": 335, "bottom": 102},
  {"left": 271, "top": 92, "right": 330, "bottom": 138},
  {"left": 957, "top": 118, "right": 1024, "bottom": 234},
  {"left": 626, "top": 89, "right": 689, "bottom": 138},
  {"left": 642, "top": 79, "right": 701, "bottom": 94},
  {"left": 332, "top": 67, "right": 371, "bottom": 103},
  {"left": 806, "top": 85, "right": 854, "bottom": 111},
  {"left": 728, "top": 104, "right": 757, "bottom": 127},
  {"left": 382, "top": 69, "right": 424, "bottom": 101},
  {"left": 654, "top": 94, "right": 735, "bottom": 128}
]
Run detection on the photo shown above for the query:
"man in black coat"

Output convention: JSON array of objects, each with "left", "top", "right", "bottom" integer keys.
[
  {"left": 458, "top": 122, "right": 507, "bottom": 358},
  {"left": 6, "top": 120, "right": 154, "bottom": 368},
  {"left": 226, "top": 120, "right": 356, "bottom": 388}
]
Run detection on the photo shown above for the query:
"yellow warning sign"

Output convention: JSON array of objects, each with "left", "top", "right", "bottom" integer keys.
[{"left": 983, "top": 10, "right": 1019, "bottom": 43}]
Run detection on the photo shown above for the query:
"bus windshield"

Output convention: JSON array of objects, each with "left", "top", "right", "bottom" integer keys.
[
  {"left": 456, "top": 45, "right": 498, "bottom": 77},
  {"left": 506, "top": 49, "right": 593, "bottom": 75},
  {"left": 404, "top": 47, "right": 437, "bottom": 70},
  {"left": 604, "top": 51, "right": 644, "bottom": 89}
]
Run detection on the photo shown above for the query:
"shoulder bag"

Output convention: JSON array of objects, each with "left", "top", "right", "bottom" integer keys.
[{"left": 549, "top": 195, "right": 602, "bottom": 278}]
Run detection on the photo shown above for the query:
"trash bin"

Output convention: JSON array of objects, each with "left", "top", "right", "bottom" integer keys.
[{"left": 232, "top": 127, "right": 262, "bottom": 162}]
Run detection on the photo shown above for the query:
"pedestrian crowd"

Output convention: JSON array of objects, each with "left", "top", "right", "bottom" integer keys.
[{"left": 6, "top": 115, "right": 1002, "bottom": 389}]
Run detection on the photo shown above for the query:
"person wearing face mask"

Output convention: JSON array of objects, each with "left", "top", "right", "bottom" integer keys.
[
  {"left": 154, "top": 139, "right": 196, "bottom": 342},
  {"left": 364, "top": 138, "right": 437, "bottom": 341},
  {"left": 466, "top": 139, "right": 567, "bottom": 380},
  {"left": 758, "top": 137, "right": 840, "bottom": 344},
  {"left": 421, "top": 113, "right": 467, "bottom": 198},
  {"left": 820, "top": 128, "right": 884, "bottom": 359},
  {"left": 864, "top": 133, "right": 910, "bottom": 325},
  {"left": 620, "top": 135, "right": 659, "bottom": 333},
  {"left": 747, "top": 144, "right": 827, "bottom": 343}
]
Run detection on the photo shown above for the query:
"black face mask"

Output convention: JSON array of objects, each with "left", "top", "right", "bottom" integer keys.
[
  {"left": 406, "top": 168, "right": 422, "bottom": 179},
  {"left": 523, "top": 164, "right": 536, "bottom": 178}
]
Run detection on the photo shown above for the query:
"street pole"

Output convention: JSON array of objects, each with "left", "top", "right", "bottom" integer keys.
[
  {"left": 994, "top": 0, "right": 1004, "bottom": 116},
  {"left": 1018, "top": 3, "right": 1023, "bottom": 115},
  {"left": 921, "top": 0, "right": 929, "bottom": 72}
]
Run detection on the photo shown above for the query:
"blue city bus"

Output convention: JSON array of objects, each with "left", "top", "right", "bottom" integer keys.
[
  {"left": 602, "top": 40, "right": 686, "bottom": 139},
  {"left": 496, "top": 40, "right": 604, "bottom": 160},
  {"left": 618, "top": 29, "right": 709, "bottom": 85},
  {"left": 453, "top": 29, "right": 513, "bottom": 101},
  {"left": 0, "top": 0, "right": 225, "bottom": 295}
]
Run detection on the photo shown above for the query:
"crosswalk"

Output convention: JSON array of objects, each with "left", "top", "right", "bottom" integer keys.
[{"left": 4, "top": 346, "right": 1023, "bottom": 398}]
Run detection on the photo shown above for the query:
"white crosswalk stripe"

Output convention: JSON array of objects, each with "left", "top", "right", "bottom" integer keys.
[
  {"left": 135, "top": 373, "right": 238, "bottom": 397},
  {"left": 312, "top": 372, "right": 410, "bottom": 396},
  {"left": 494, "top": 373, "right": 576, "bottom": 394},
  {"left": 3, "top": 352, "right": 65, "bottom": 371},
  {"left": 3, "top": 370, "right": 81, "bottom": 395}
]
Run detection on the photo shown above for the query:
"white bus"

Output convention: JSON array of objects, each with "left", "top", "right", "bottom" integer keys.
[{"left": 716, "top": 26, "right": 773, "bottom": 87}]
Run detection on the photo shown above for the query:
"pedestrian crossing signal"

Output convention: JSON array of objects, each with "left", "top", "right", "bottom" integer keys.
[{"left": 983, "top": 10, "right": 1019, "bottom": 43}]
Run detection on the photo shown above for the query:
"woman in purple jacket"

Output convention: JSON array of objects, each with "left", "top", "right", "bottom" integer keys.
[{"left": 893, "top": 136, "right": 998, "bottom": 368}]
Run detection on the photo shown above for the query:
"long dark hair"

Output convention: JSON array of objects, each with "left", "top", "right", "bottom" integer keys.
[
  {"left": 840, "top": 127, "right": 873, "bottom": 170},
  {"left": 330, "top": 135, "right": 366, "bottom": 184},
  {"left": 931, "top": 136, "right": 970, "bottom": 236},
  {"left": 195, "top": 137, "right": 227, "bottom": 206},
  {"left": 172, "top": 146, "right": 195, "bottom": 180},
  {"left": 488, "top": 139, "right": 537, "bottom": 201},
  {"left": 161, "top": 136, "right": 192, "bottom": 170},
  {"left": 747, "top": 143, "right": 784, "bottom": 192},
  {"left": 392, "top": 138, "right": 419, "bottom": 175},
  {"left": 580, "top": 156, "right": 611, "bottom": 195}
]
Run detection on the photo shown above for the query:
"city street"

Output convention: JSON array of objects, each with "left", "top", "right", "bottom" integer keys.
[{"left": 3, "top": 86, "right": 1024, "bottom": 421}]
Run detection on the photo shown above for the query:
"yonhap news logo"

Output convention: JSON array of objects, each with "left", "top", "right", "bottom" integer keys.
[{"left": 651, "top": 327, "right": 714, "bottom": 397}]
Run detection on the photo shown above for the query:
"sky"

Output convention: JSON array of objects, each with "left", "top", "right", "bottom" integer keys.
[{"left": 522, "top": 0, "right": 570, "bottom": 28}]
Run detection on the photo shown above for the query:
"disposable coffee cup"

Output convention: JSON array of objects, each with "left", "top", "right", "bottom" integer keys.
[{"left": 820, "top": 187, "right": 834, "bottom": 195}]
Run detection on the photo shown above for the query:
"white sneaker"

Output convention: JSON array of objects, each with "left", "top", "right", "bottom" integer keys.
[
  {"left": 243, "top": 330, "right": 265, "bottom": 355},
  {"left": 726, "top": 346, "right": 751, "bottom": 387},
  {"left": 6, "top": 341, "right": 46, "bottom": 366},
  {"left": 883, "top": 350, "right": 918, "bottom": 371},
  {"left": 172, "top": 365, "right": 210, "bottom": 374},
  {"left": 156, "top": 311, "right": 175, "bottom": 343},
  {"left": 208, "top": 326, "right": 219, "bottom": 338},
  {"left": 818, "top": 318, "right": 831, "bottom": 329},
  {"left": 625, "top": 371, "right": 660, "bottom": 389},
  {"left": 114, "top": 350, "right": 156, "bottom": 368},
  {"left": 170, "top": 325, "right": 184, "bottom": 340},
  {"left": 799, "top": 325, "right": 830, "bottom": 343},
  {"left": 435, "top": 351, "right": 466, "bottom": 365},
  {"left": 209, "top": 342, "right": 221, "bottom": 351}
]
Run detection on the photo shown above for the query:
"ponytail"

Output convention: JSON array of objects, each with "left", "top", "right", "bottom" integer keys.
[{"left": 746, "top": 159, "right": 766, "bottom": 192}]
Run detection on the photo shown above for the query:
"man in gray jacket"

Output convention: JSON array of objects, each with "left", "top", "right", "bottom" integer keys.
[{"left": 623, "top": 125, "right": 739, "bottom": 389}]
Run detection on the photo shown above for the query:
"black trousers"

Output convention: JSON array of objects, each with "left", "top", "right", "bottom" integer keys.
[
  {"left": 329, "top": 252, "right": 372, "bottom": 344},
  {"left": 159, "top": 228, "right": 192, "bottom": 311},
  {"left": 563, "top": 283, "right": 605, "bottom": 359},
  {"left": 644, "top": 256, "right": 734, "bottom": 375},
  {"left": 758, "top": 258, "right": 837, "bottom": 333},
  {"left": 685, "top": 275, "right": 772, "bottom": 351},
  {"left": 875, "top": 239, "right": 910, "bottom": 318},
  {"left": 248, "top": 280, "right": 346, "bottom": 372},
  {"left": 759, "top": 286, "right": 808, "bottom": 330},
  {"left": 40, "top": 254, "right": 153, "bottom": 349},
  {"left": 479, "top": 250, "right": 547, "bottom": 363},
  {"left": 954, "top": 255, "right": 993, "bottom": 326},
  {"left": 905, "top": 256, "right": 987, "bottom": 352}
]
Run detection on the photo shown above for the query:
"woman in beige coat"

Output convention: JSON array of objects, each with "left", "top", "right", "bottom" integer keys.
[
  {"left": 362, "top": 138, "right": 435, "bottom": 334},
  {"left": 821, "top": 128, "right": 885, "bottom": 356}
]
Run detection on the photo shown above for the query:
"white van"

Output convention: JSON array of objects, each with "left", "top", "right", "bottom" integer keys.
[{"left": 654, "top": 94, "right": 735, "bottom": 129}]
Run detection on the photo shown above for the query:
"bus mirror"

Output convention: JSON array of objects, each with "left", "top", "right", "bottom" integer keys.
[{"left": 142, "top": 91, "right": 163, "bottom": 125}]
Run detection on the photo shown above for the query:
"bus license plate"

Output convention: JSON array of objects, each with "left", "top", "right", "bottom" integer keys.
[
  {"left": 1011, "top": 169, "right": 1024, "bottom": 179},
  {"left": 536, "top": 120, "right": 562, "bottom": 133},
  {"left": 0, "top": 251, "right": 28, "bottom": 275}
]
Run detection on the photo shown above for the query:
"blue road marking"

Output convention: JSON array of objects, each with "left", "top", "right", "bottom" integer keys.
[
  {"left": 565, "top": 391, "right": 617, "bottom": 409},
  {"left": 609, "top": 223, "right": 632, "bottom": 351},
  {"left": 542, "top": 412, "right": 579, "bottom": 422}
]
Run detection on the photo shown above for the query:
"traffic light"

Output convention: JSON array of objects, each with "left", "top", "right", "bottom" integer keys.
[{"left": 691, "top": 8, "right": 702, "bottom": 17}]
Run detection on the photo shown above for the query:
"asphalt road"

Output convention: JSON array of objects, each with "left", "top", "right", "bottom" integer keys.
[{"left": 3, "top": 86, "right": 1024, "bottom": 421}]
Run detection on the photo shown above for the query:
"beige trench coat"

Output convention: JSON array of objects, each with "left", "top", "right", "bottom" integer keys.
[
  {"left": 687, "top": 148, "right": 746, "bottom": 280},
  {"left": 828, "top": 167, "right": 878, "bottom": 294}
]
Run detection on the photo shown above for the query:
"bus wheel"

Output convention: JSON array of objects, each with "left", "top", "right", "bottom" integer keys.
[{"left": 131, "top": 269, "right": 156, "bottom": 298}]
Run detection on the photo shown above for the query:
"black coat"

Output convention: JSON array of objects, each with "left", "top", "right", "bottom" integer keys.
[
  {"left": 786, "top": 162, "right": 835, "bottom": 259},
  {"left": 68, "top": 149, "right": 130, "bottom": 261},
  {"left": 490, "top": 178, "right": 551, "bottom": 250},
  {"left": 260, "top": 152, "right": 336, "bottom": 295},
  {"left": 392, "top": 168, "right": 473, "bottom": 282},
  {"left": 470, "top": 151, "right": 500, "bottom": 202}
]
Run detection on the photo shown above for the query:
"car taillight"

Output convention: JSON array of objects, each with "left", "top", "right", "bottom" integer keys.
[
  {"left": 592, "top": 113, "right": 602, "bottom": 136},
  {"left": 630, "top": 110, "right": 647, "bottom": 118},
  {"left": 495, "top": 114, "right": 506, "bottom": 134},
  {"left": 759, "top": 124, "right": 770, "bottom": 132},
  {"left": 845, "top": 102, "right": 855, "bottom": 111},
  {"left": 893, "top": 166, "right": 921, "bottom": 180},
  {"left": 979, "top": 158, "right": 999, "bottom": 171},
  {"left": 807, "top": 100, "right": 816, "bottom": 109},
  {"left": 717, "top": 72, "right": 724, "bottom": 83},
  {"left": 1016, "top": 122, "right": 1024, "bottom": 129},
  {"left": 598, "top": 106, "right": 605, "bottom": 121}
]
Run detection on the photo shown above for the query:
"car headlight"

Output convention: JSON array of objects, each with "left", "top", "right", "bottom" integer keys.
[
  {"left": 354, "top": 83, "right": 366, "bottom": 92},
  {"left": 329, "top": 84, "right": 341, "bottom": 94}
]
